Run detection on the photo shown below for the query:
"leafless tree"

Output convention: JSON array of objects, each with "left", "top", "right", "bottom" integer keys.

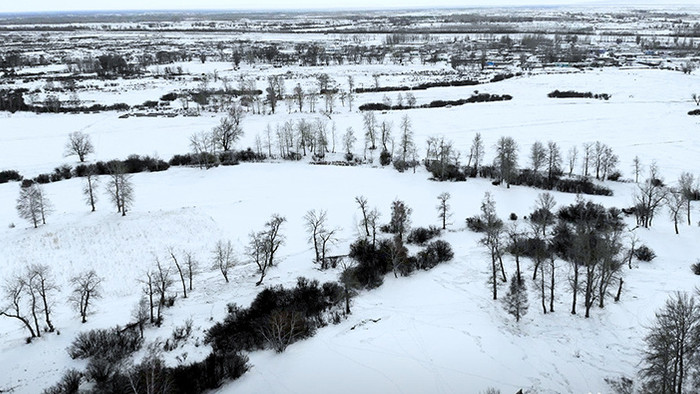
[
  {"left": 106, "top": 163, "right": 134, "bottom": 216},
  {"left": 83, "top": 168, "right": 99, "bottom": 212},
  {"left": 16, "top": 183, "right": 52, "bottom": 228},
  {"left": 189, "top": 131, "right": 217, "bottom": 169},
  {"left": 64, "top": 131, "right": 94, "bottom": 162},
  {"left": 347, "top": 76, "right": 355, "bottom": 111},
  {"left": 70, "top": 270, "right": 102, "bottom": 323},
  {"left": 494, "top": 136, "right": 518, "bottom": 187},
  {"left": 153, "top": 258, "right": 174, "bottom": 325},
  {"left": 343, "top": 127, "right": 356, "bottom": 154},
  {"left": 436, "top": 192, "right": 452, "bottom": 230},
  {"left": 248, "top": 215, "right": 286, "bottom": 286},
  {"left": 666, "top": 191, "right": 686, "bottom": 235},
  {"left": 212, "top": 240, "right": 237, "bottom": 284},
  {"left": 168, "top": 248, "right": 187, "bottom": 298},
  {"left": 632, "top": 156, "right": 643, "bottom": 183},
  {"left": 363, "top": 111, "right": 377, "bottom": 151},
  {"left": 567, "top": 145, "right": 578, "bottom": 177},
  {"left": 1, "top": 275, "right": 37, "bottom": 339},
  {"left": 339, "top": 260, "right": 359, "bottom": 314},
  {"left": 634, "top": 162, "right": 668, "bottom": 228},
  {"left": 293, "top": 84, "right": 305, "bottom": 112},
  {"left": 546, "top": 141, "right": 562, "bottom": 181},
  {"left": 529, "top": 141, "right": 547, "bottom": 173},
  {"left": 28, "top": 264, "right": 57, "bottom": 332},
  {"left": 397, "top": 115, "right": 414, "bottom": 163},
  {"left": 266, "top": 75, "right": 285, "bottom": 114},
  {"left": 581, "top": 142, "right": 593, "bottom": 177},
  {"left": 480, "top": 192, "right": 506, "bottom": 300},
  {"left": 213, "top": 103, "right": 245, "bottom": 151},
  {"left": 678, "top": 172, "right": 698, "bottom": 226},
  {"left": 467, "top": 132, "right": 484, "bottom": 175}
]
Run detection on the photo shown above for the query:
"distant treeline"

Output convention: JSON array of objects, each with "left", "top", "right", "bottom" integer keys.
[
  {"left": 547, "top": 90, "right": 611, "bottom": 100},
  {"left": 354, "top": 73, "right": 519, "bottom": 94}
]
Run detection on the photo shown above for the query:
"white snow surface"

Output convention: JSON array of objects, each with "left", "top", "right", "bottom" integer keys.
[{"left": 1, "top": 67, "right": 700, "bottom": 393}]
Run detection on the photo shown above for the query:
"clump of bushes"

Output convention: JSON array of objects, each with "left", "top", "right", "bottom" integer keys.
[
  {"left": 688, "top": 109, "right": 700, "bottom": 116},
  {"left": 407, "top": 226, "right": 442, "bottom": 245},
  {"left": 67, "top": 326, "right": 143, "bottom": 363},
  {"left": 205, "top": 277, "right": 344, "bottom": 354},
  {"left": 0, "top": 169, "right": 22, "bottom": 183},
  {"left": 42, "top": 369, "right": 82, "bottom": 394},
  {"left": 415, "top": 240, "right": 454, "bottom": 270},
  {"left": 160, "top": 92, "right": 178, "bottom": 101},
  {"left": 548, "top": 90, "right": 610, "bottom": 100},
  {"left": 634, "top": 245, "right": 656, "bottom": 262},
  {"left": 466, "top": 216, "right": 487, "bottom": 232},
  {"left": 360, "top": 93, "right": 513, "bottom": 112}
]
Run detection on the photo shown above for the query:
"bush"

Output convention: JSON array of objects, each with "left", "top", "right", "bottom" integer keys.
[
  {"left": 0, "top": 169, "right": 22, "bottom": 183},
  {"left": 42, "top": 369, "right": 82, "bottom": 394},
  {"left": 407, "top": 226, "right": 441, "bottom": 245},
  {"left": 205, "top": 277, "right": 344, "bottom": 353},
  {"left": 379, "top": 150, "right": 391, "bottom": 166},
  {"left": 234, "top": 148, "right": 265, "bottom": 163},
  {"left": 634, "top": 245, "right": 656, "bottom": 262},
  {"left": 170, "top": 350, "right": 249, "bottom": 392},
  {"left": 53, "top": 165, "right": 73, "bottom": 181},
  {"left": 73, "top": 164, "right": 96, "bottom": 177},
  {"left": 416, "top": 240, "right": 454, "bottom": 270},
  {"left": 169, "top": 154, "right": 194, "bottom": 166},
  {"left": 688, "top": 109, "right": 700, "bottom": 116},
  {"left": 692, "top": 261, "right": 700, "bottom": 275},
  {"left": 347, "top": 238, "right": 392, "bottom": 289},
  {"left": 345, "top": 152, "right": 354, "bottom": 162},
  {"left": 160, "top": 92, "right": 178, "bottom": 101},
  {"left": 509, "top": 213, "right": 518, "bottom": 220},
  {"left": 34, "top": 173, "right": 51, "bottom": 184},
  {"left": 67, "top": 326, "right": 143, "bottom": 363},
  {"left": 393, "top": 158, "right": 409, "bottom": 172},
  {"left": 466, "top": 216, "right": 487, "bottom": 232}
]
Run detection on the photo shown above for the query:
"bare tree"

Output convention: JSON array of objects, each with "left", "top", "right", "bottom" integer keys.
[
  {"left": 343, "top": 127, "right": 356, "bottom": 155},
  {"left": 363, "top": 111, "right": 377, "bottom": 151},
  {"left": 70, "top": 270, "right": 102, "bottom": 323},
  {"left": 467, "top": 132, "right": 485, "bottom": 176},
  {"left": 248, "top": 215, "right": 286, "bottom": 286},
  {"left": 355, "top": 196, "right": 371, "bottom": 238},
  {"left": 339, "top": 260, "right": 359, "bottom": 314},
  {"left": 212, "top": 103, "right": 245, "bottom": 151},
  {"left": 266, "top": 75, "right": 285, "bottom": 114},
  {"left": 502, "top": 273, "right": 528, "bottom": 322},
  {"left": 567, "top": 145, "right": 578, "bottom": 177},
  {"left": 153, "top": 258, "right": 174, "bottom": 325},
  {"left": 64, "top": 131, "right": 94, "bottom": 162},
  {"left": 581, "top": 142, "right": 593, "bottom": 177},
  {"left": 212, "top": 240, "right": 237, "bottom": 283},
  {"left": 546, "top": 141, "right": 562, "bottom": 181},
  {"left": 1, "top": 276, "right": 37, "bottom": 339},
  {"left": 634, "top": 162, "right": 667, "bottom": 228},
  {"left": 678, "top": 172, "right": 697, "bottom": 226},
  {"left": 293, "top": 84, "right": 305, "bottom": 112},
  {"left": 529, "top": 141, "right": 547, "bottom": 173},
  {"left": 347, "top": 76, "right": 355, "bottom": 111},
  {"left": 632, "top": 156, "right": 643, "bottom": 184},
  {"left": 189, "top": 131, "right": 217, "bottom": 169},
  {"left": 16, "top": 183, "right": 52, "bottom": 228},
  {"left": 106, "top": 163, "right": 134, "bottom": 216},
  {"left": 184, "top": 251, "right": 199, "bottom": 291},
  {"left": 480, "top": 192, "right": 506, "bottom": 300},
  {"left": 304, "top": 209, "right": 338, "bottom": 267},
  {"left": 83, "top": 168, "right": 99, "bottom": 212},
  {"left": 640, "top": 291, "right": 700, "bottom": 394},
  {"left": 494, "top": 136, "right": 518, "bottom": 187},
  {"left": 397, "top": 115, "right": 414, "bottom": 163},
  {"left": 28, "top": 264, "right": 57, "bottom": 332},
  {"left": 666, "top": 191, "right": 686, "bottom": 235},
  {"left": 168, "top": 248, "right": 187, "bottom": 298},
  {"left": 436, "top": 192, "right": 452, "bottom": 230}
]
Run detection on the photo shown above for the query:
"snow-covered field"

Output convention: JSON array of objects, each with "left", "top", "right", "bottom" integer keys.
[{"left": 2, "top": 66, "right": 700, "bottom": 393}]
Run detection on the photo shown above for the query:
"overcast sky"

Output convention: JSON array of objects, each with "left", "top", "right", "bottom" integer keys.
[{"left": 0, "top": 0, "right": 696, "bottom": 14}]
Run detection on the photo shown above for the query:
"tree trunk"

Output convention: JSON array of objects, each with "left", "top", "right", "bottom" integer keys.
[
  {"left": 571, "top": 262, "right": 579, "bottom": 315},
  {"left": 614, "top": 278, "right": 623, "bottom": 302},
  {"left": 549, "top": 257, "right": 555, "bottom": 313}
]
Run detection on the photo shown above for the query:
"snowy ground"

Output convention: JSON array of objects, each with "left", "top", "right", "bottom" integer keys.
[{"left": 1, "top": 66, "right": 700, "bottom": 393}]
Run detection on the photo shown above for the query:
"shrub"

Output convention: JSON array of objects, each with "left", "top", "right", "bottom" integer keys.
[
  {"left": 347, "top": 238, "right": 391, "bottom": 289},
  {"left": 142, "top": 100, "right": 159, "bottom": 108},
  {"left": 0, "top": 170, "right": 22, "bottom": 183},
  {"left": 345, "top": 152, "right": 354, "bottom": 162},
  {"left": 169, "top": 154, "right": 194, "bottom": 166},
  {"left": 34, "top": 173, "right": 51, "bottom": 184},
  {"left": 160, "top": 92, "right": 178, "bottom": 101},
  {"left": 170, "top": 350, "right": 249, "bottom": 392},
  {"left": 633, "top": 245, "right": 656, "bottom": 262},
  {"left": 67, "top": 326, "right": 142, "bottom": 363},
  {"left": 416, "top": 240, "right": 454, "bottom": 270},
  {"left": 393, "top": 158, "right": 409, "bottom": 172},
  {"left": 42, "top": 369, "right": 82, "bottom": 394},
  {"left": 379, "top": 150, "right": 392, "bottom": 166},
  {"left": 688, "top": 109, "right": 700, "bottom": 116},
  {"left": 205, "top": 277, "right": 344, "bottom": 353},
  {"left": 73, "top": 164, "right": 96, "bottom": 177},
  {"left": 692, "top": 261, "right": 700, "bottom": 275},
  {"left": 407, "top": 226, "right": 441, "bottom": 245},
  {"left": 53, "top": 165, "right": 72, "bottom": 181},
  {"left": 466, "top": 216, "right": 487, "bottom": 232},
  {"left": 234, "top": 148, "right": 265, "bottom": 163},
  {"left": 509, "top": 213, "right": 518, "bottom": 220}
]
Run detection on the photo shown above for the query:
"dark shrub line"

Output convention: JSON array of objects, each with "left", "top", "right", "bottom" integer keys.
[
  {"left": 359, "top": 93, "right": 513, "bottom": 111},
  {"left": 548, "top": 90, "right": 611, "bottom": 100}
]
